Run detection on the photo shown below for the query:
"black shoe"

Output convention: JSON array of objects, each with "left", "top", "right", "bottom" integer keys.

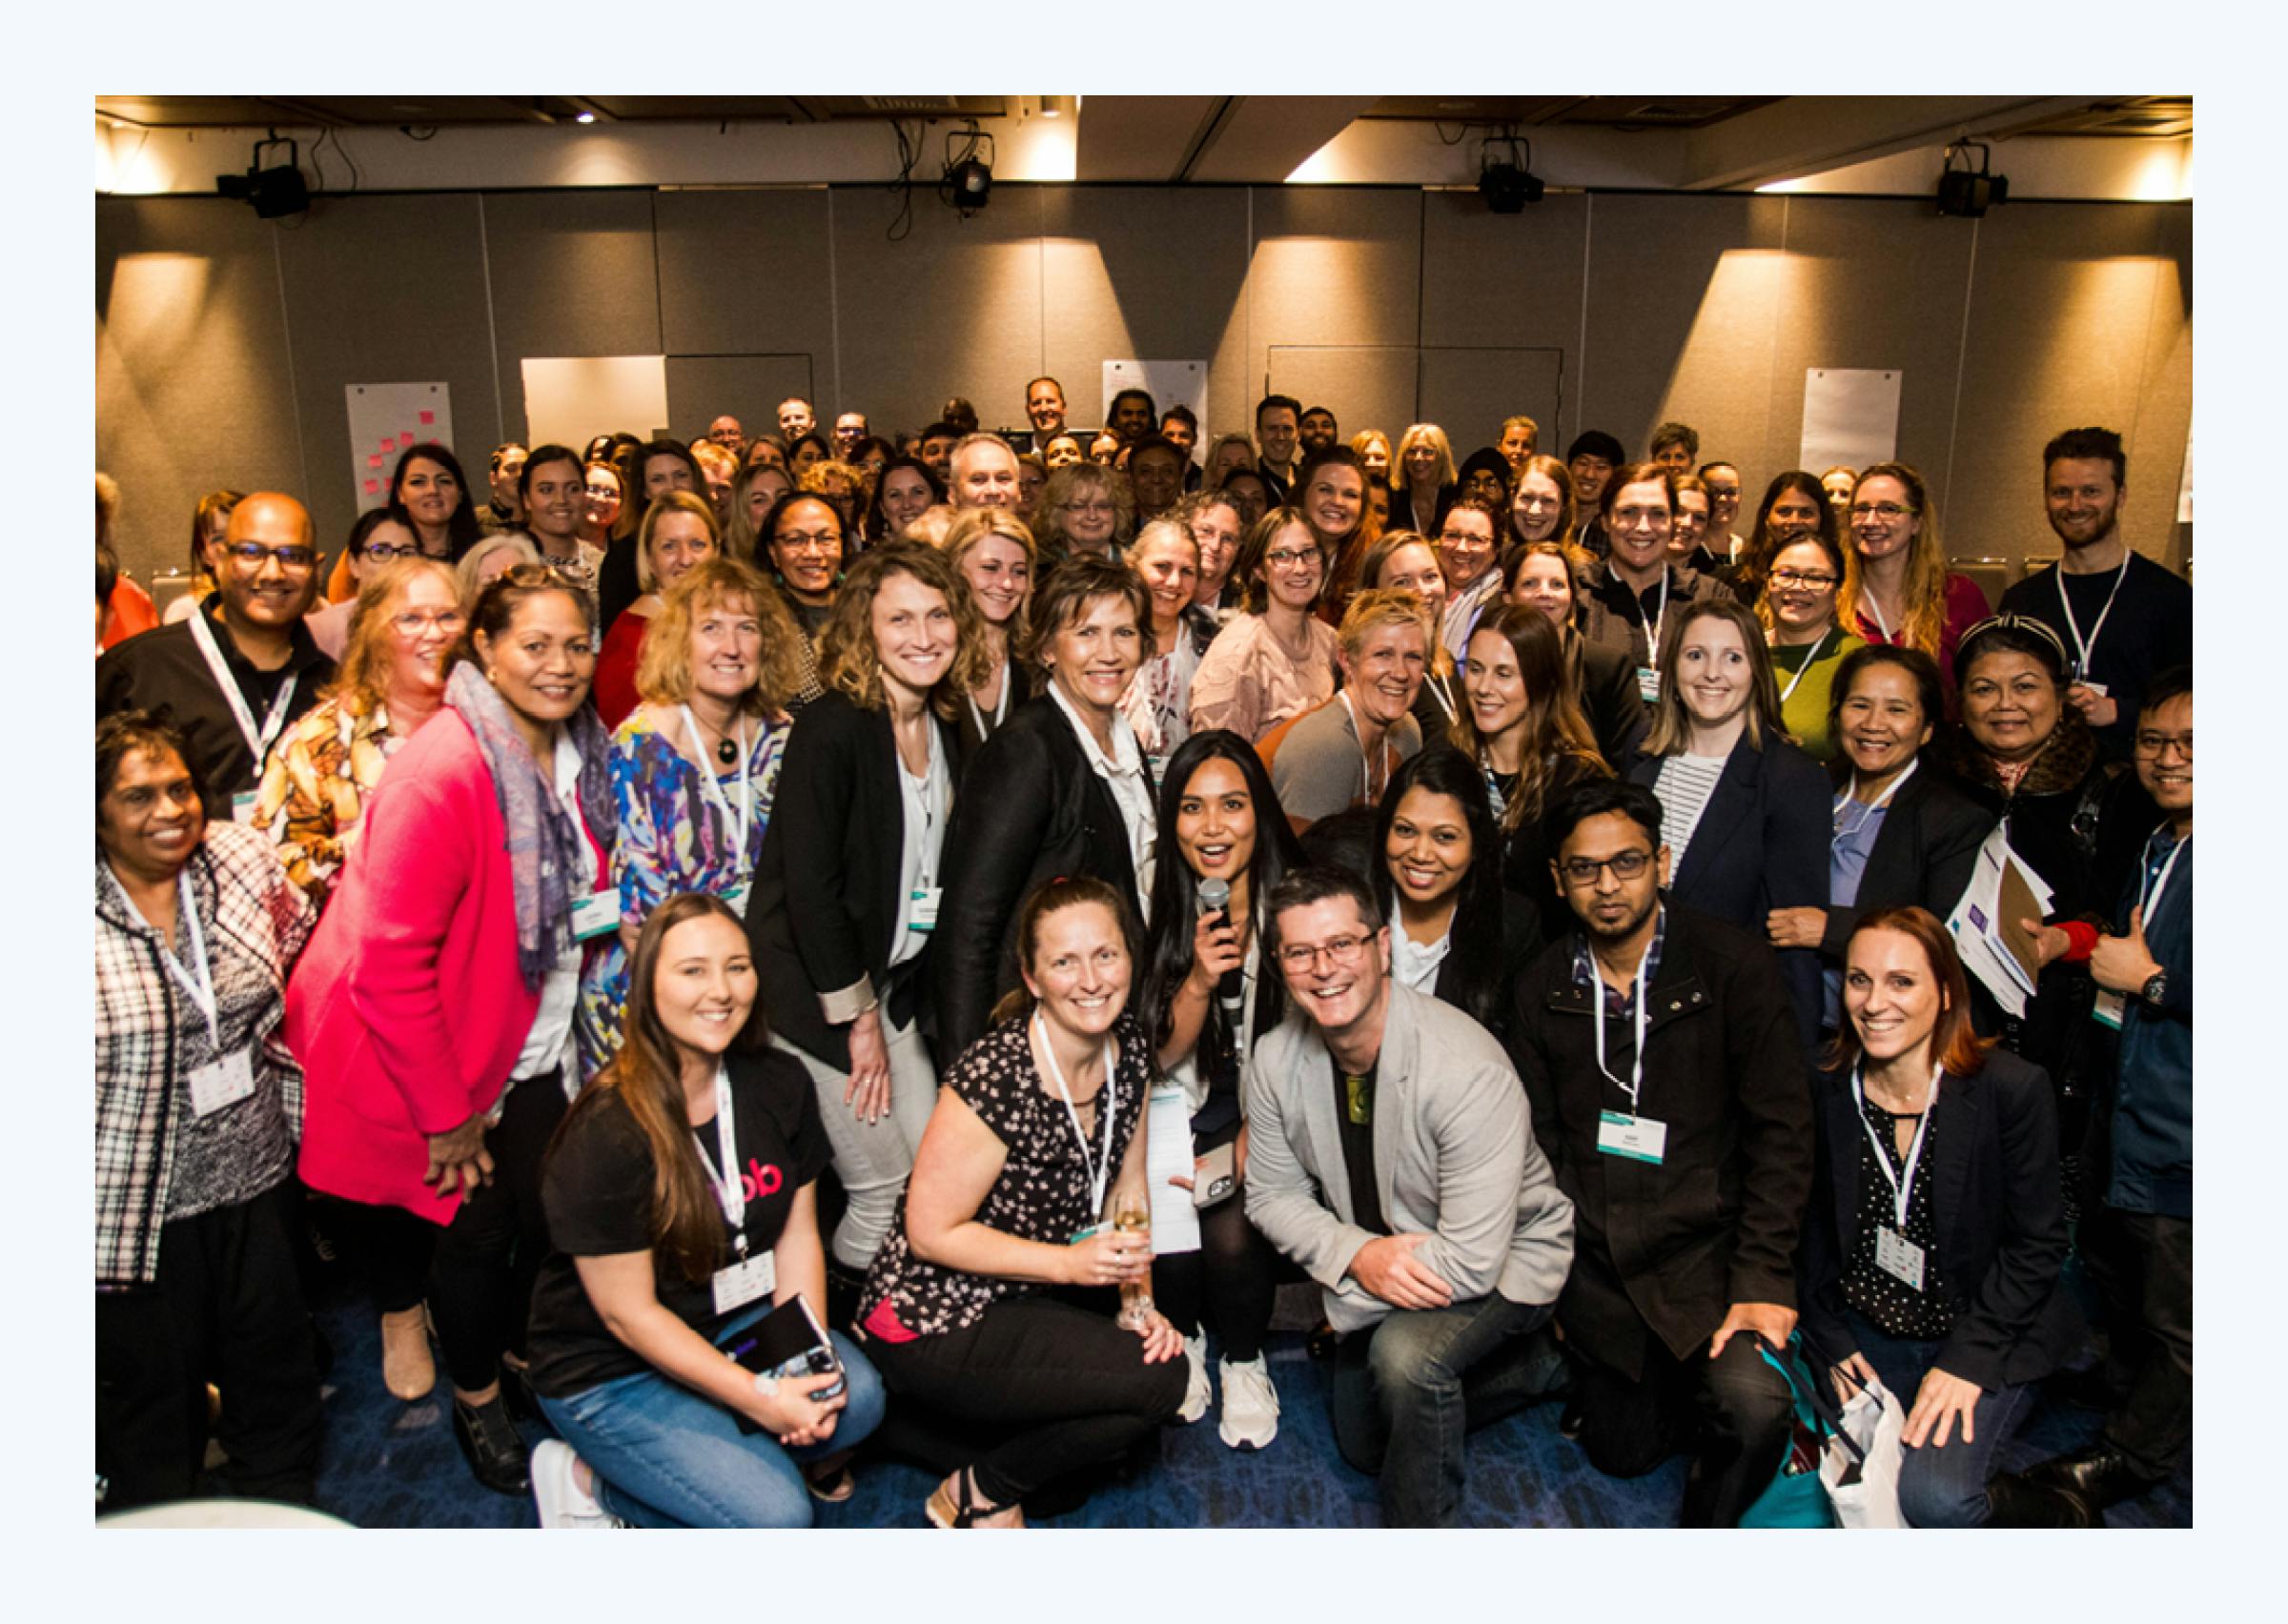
[
  {"left": 452, "top": 1395, "right": 531, "bottom": 1496},
  {"left": 2022, "top": 1442, "right": 2162, "bottom": 1511},
  {"left": 497, "top": 1361, "right": 545, "bottom": 1427},
  {"left": 1987, "top": 1470, "right": 2097, "bottom": 1529}
]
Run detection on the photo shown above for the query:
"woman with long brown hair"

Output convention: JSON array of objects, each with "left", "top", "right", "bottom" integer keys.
[
  {"left": 525, "top": 893, "right": 885, "bottom": 1527},
  {"left": 1836, "top": 463, "right": 1992, "bottom": 704}
]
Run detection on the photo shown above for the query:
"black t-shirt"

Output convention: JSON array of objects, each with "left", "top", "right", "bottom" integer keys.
[
  {"left": 1328, "top": 1056, "right": 1387, "bottom": 1237},
  {"left": 527, "top": 1047, "right": 829, "bottom": 1398},
  {"left": 1999, "top": 555, "right": 2192, "bottom": 761}
]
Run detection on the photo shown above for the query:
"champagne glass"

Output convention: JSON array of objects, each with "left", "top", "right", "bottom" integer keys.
[{"left": 1111, "top": 1188, "right": 1154, "bottom": 1329}]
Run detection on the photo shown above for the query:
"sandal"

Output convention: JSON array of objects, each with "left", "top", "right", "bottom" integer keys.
[
  {"left": 805, "top": 1461, "right": 857, "bottom": 1504},
  {"left": 925, "top": 1466, "right": 1023, "bottom": 1529}
]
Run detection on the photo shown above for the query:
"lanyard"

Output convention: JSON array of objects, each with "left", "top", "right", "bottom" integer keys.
[
  {"left": 693, "top": 1063, "right": 748, "bottom": 1255},
  {"left": 1424, "top": 670, "right": 1458, "bottom": 723},
  {"left": 1338, "top": 691, "right": 1389, "bottom": 804},
  {"left": 681, "top": 705, "right": 753, "bottom": 867},
  {"left": 2056, "top": 556, "right": 2131, "bottom": 683},
  {"left": 1833, "top": 757, "right": 1918, "bottom": 844},
  {"left": 187, "top": 608, "right": 297, "bottom": 775},
  {"left": 109, "top": 862, "right": 221, "bottom": 1048},
  {"left": 967, "top": 661, "right": 1011, "bottom": 739},
  {"left": 1777, "top": 628, "right": 1833, "bottom": 704},
  {"left": 1643, "top": 571, "right": 1670, "bottom": 671},
  {"left": 1034, "top": 1012, "right": 1118, "bottom": 1218},
  {"left": 1852, "top": 1062, "right": 1941, "bottom": 1231},
  {"left": 903, "top": 729, "right": 948, "bottom": 890},
  {"left": 1590, "top": 949, "right": 1651, "bottom": 1113},
  {"left": 2140, "top": 823, "right": 2188, "bottom": 923},
  {"left": 1481, "top": 756, "right": 1510, "bottom": 822},
  {"left": 1862, "top": 593, "right": 1891, "bottom": 644}
]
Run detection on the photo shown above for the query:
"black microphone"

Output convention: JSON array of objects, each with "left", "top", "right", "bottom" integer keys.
[{"left": 1195, "top": 878, "right": 1244, "bottom": 1004}]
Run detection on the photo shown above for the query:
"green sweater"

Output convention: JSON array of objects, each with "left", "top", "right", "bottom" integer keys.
[{"left": 1769, "top": 631, "right": 1865, "bottom": 763}]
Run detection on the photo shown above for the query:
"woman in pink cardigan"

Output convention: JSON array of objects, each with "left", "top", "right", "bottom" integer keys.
[{"left": 289, "top": 562, "right": 615, "bottom": 1497}]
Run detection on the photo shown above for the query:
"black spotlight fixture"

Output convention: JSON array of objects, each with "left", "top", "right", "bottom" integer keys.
[
  {"left": 1936, "top": 140, "right": 2010, "bottom": 218},
  {"left": 1477, "top": 131, "right": 1544, "bottom": 214},
  {"left": 942, "top": 126, "right": 995, "bottom": 218},
  {"left": 216, "top": 132, "right": 312, "bottom": 219}
]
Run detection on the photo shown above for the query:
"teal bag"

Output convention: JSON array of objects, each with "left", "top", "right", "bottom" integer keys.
[{"left": 1737, "top": 1335, "right": 1838, "bottom": 1529}]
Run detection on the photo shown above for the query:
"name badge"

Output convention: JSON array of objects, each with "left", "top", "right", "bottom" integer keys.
[
  {"left": 908, "top": 884, "right": 943, "bottom": 933},
  {"left": 1635, "top": 667, "right": 1661, "bottom": 703},
  {"left": 232, "top": 790, "right": 261, "bottom": 826},
  {"left": 723, "top": 882, "right": 751, "bottom": 920},
  {"left": 2092, "top": 988, "right": 2127, "bottom": 1030},
  {"left": 570, "top": 889, "right": 622, "bottom": 942},
  {"left": 710, "top": 1248, "right": 776, "bottom": 1316},
  {"left": 2075, "top": 679, "right": 2110, "bottom": 699},
  {"left": 1874, "top": 1226, "right": 1927, "bottom": 1291},
  {"left": 188, "top": 1046, "right": 257, "bottom": 1117},
  {"left": 1596, "top": 1108, "right": 1666, "bottom": 1164},
  {"left": 1069, "top": 1224, "right": 1100, "bottom": 1245}
]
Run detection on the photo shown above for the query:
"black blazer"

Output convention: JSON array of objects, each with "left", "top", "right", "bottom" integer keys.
[
  {"left": 1800, "top": 1050, "right": 2084, "bottom": 1391},
  {"left": 1818, "top": 761, "right": 1989, "bottom": 958},
  {"left": 746, "top": 692, "right": 961, "bottom": 1070},
  {"left": 1627, "top": 734, "right": 1829, "bottom": 1056},
  {"left": 1577, "top": 638, "right": 1648, "bottom": 767},
  {"left": 1426, "top": 889, "right": 1541, "bottom": 1044},
  {"left": 1507, "top": 903, "right": 1814, "bottom": 1376},
  {"left": 930, "top": 696, "right": 1155, "bottom": 1064}
]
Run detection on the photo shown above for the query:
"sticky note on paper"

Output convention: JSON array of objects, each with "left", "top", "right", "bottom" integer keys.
[
  {"left": 419, "top": 410, "right": 436, "bottom": 425},
  {"left": 379, "top": 437, "right": 395, "bottom": 452},
  {"left": 367, "top": 454, "right": 383, "bottom": 468},
  {"left": 362, "top": 478, "right": 380, "bottom": 495}
]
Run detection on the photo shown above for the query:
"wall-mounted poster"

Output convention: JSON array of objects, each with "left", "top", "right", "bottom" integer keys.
[{"left": 346, "top": 382, "right": 453, "bottom": 512}]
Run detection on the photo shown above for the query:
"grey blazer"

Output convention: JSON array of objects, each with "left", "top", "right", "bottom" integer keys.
[{"left": 1244, "top": 981, "right": 1575, "bottom": 1332}]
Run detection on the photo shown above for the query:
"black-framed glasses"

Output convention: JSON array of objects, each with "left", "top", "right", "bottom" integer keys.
[
  {"left": 1277, "top": 935, "right": 1369, "bottom": 972},
  {"left": 2133, "top": 731, "right": 2192, "bottom": 760},
  {"left": 223, "top": 542, "right": 317, "bottom": 572},
  {"left": 1767, "top": 569, "right": 1839, "bottom": 591},
  {"left": 1558, "top": 850, "right": 1654, "bottom": 885}
]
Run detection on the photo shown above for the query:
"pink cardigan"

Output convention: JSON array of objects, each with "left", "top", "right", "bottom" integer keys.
[{"left": 287, "top": 709, "right": 604, "bottom": 1225}]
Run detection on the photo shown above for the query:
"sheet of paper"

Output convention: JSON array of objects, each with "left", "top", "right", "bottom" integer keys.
[
  {"left": 344, "top": 382, "right": 453, "bottom": 514},
  {"left": 1800, "top": 368, "right": 1901, "bottom": 474},
  {"left": 1145, "top": 1086, "right": 1202, "bottom": 1256},
  {"left": 1102, "top": 360, "right": 1209, "bottom": 461},
  {"left": 1947, "top": 825, "right": 2054, "bottom": 1016},
  {"left": 521, "top": 355, "right": 670, "bottom": 451}
]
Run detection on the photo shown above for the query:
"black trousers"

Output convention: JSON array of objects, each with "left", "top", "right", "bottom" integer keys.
[
  {"left": 1570, "top": 1331, "right": 1796, "bottom": 1529},
  {"left": 866, "top": 1293, "right": 1188, "bottom": 1507},
  {"left": 1150, "top": 1122, "right": 1277, "bottom": 1363},
  {"left": 427, "top": 1069, "right": 567, "bottom": 1392},
  {"left": 95, "top": 1181, "right": 323, "bottom": 1512},
  {"left": 2082, "top": 1205, "right": 2193, "bottom": 1479}
]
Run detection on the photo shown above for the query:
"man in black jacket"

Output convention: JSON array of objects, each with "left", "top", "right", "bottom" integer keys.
[{"left": 1508, "top": 780, "right": 1814, "bottom": 1527}]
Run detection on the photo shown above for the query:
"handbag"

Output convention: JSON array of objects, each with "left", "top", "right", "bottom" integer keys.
[
  {"left": 1738, "top": 1333, "right": 1838, "bottom": 1529},
  {"left": 1819, "top": 1359, "right": 1908, "bottom": 1529}
]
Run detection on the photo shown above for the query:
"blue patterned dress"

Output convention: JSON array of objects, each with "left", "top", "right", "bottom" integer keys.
[{"left": 575, "top": 708, "right": 787, "bottom": 1077}]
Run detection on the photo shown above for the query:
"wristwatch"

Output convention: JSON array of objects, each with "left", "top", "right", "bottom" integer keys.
[{"left": 2140, "top": 969, "right": 2168, "bottom": 1008}]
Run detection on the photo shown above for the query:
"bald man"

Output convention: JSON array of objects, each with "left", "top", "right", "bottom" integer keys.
[
  {"left": 96, "top": 492, "right": 336, "bottom": 810},
  {"left": 705, "top": 416, "right": 746, "bottom": 457},
  {"left": 948, "top": 433, "right": 1022, "bottom": 509}
]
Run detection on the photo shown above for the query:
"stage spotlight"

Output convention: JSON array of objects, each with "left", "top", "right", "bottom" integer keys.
[
  {"left": 215, "top": 133, "right": 310, "bottom": 219},
  {"left": 1477, "top": 132, "right": 1543, "bottom": 214},
  {"left": 1937, "top": 140, "right": 2010, "bottom": 218},
  {"left": 943, "top": 127, "right": 996, "bottom": 218}
]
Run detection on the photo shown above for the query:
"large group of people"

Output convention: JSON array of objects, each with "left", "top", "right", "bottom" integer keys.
[{"left": 94, "top": 392, "right": 2192, "bottom": 1531}]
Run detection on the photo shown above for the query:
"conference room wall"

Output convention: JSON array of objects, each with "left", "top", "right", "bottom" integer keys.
[{"left": 96, "top": 188, "right": 2191, "bottom": 587}]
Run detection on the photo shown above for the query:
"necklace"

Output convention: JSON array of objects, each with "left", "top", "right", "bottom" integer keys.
[{"left": 689, "top": 707, "right": 740, "bottom": 764}]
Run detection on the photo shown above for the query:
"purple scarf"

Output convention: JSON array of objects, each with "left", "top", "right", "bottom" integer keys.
[{"left": 444, "top": 661, "right": 615, "bottom": 992}]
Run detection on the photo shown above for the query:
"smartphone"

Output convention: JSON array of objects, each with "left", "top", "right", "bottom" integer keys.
[
  {"left": 1193, "top": 1141, "right": 1237, "bottom": 1208},
  {"left": 725, "top": 1296, "right": 845, "bottom": 1431}
]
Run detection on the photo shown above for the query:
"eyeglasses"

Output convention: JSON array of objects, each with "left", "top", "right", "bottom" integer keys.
[
  {"left": 2133, "top": 731, "right": 2193, "bottom": 760},
  {"left": 1439, "top": 530, "right": 1491, "bottom": 547},
  {"left": 775, "top": 531, "right": 842, "bottom": 553},
  {"left": 222, "top": 542, "right": 317, "bottom": 572},
  {"left": 1277, "top": 935, "right": 1369, "bottom": 972},
  {"left": 392, "top": 609, "right": 465, "bottom": 637},
  {"left": 360, "top": 539, "right": 420, "bottom": 561},
  {"left": 1849, "top": 502, "right": 1915, "bottom": 521},
  {"left": 1264, "top": 547, "right": 1321, "bottom": 571},
  {"left": 1767, "top": 570, "right": 1839, "bottom": 591},
  {"left": 1558, "top": 850, "right": 1655, "bottom": 886}
]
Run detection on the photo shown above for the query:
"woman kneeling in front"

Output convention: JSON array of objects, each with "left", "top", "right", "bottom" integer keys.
[
  {"left": 523, "top": 893, "right": 884, "bottom": 1528},
  {"left": 860, "top": 877, "right": 1188, "bottom": 1527}
]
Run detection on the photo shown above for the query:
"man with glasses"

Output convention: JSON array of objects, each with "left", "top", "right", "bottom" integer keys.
[
  {"left": 1246, "top": 865, "right": 1574, "bottom": 1526},
  {"left": 704, "top": 415, "right": 746, "bottom": 458},
  {"left": 1998, "top": 426, "right": 2192, "bottom": 761},
  {"left": 1507, "top": 780, "right": 1811, "bottom": 1527},
  {"left": 830, "top": 411, "right": 868, "bottom": 459},
  {"left": 98, "top": 493, "right": 335, "bottom": 812}
]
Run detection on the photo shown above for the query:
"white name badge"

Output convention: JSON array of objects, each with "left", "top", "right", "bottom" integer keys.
[
  {"left": 1597, "top": 1108, "right": 1667, "bottom": 1164},
  {"left": 722, "top": 882, "right": 751, "bottom": 920},
  {"left": 1875, "top": 1226, "right": 1927, "bottom": 1291},
  {"left": 2093, "top": 988, "right": 2127, "bottom": 1030},
  {"left": 570, "top": 890, "right": 622, "bottom": 942},
  {"left": 232, "top": 790, "right": 261, "bottom": 825},
  {"left": 1636, "top": 667, "right": 1661, "bottom": 703},
  {"left": 2075, "top": 680, "right": 2111, "bottom": 699},
  {"left": 710, "top": 1248, "right": 776, "bottom": 1315},
  {"left": 188, "top": 1046, "right": 257, "bottom": 1117},
  {"left": 908, "top": 884, "right": 943, "bottom": 933}
]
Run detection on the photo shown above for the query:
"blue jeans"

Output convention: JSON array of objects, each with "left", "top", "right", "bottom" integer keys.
[
  {"left": 1844, "top": 1310, "right": 2034, "bottom": 1529},
  {"left": 1330, "top": 1293, "right": 1558, "bottom": 1527},
  {"left": 538, "top": 1309, "right": 885, "bottom": 1529}
]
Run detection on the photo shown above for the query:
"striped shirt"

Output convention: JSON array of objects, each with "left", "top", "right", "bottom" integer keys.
[{"left": 1651, "top": 752, "right": 1729, "bottom": 869}]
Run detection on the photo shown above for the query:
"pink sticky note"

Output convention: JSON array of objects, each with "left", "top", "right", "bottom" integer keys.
[
  {"left": 367, "top": 454, "right": 383, "bottom": 469},
  {"left": 379, "top": 436, "right": 395, "bottom": 453},
  {"left": 363, "top": 478, "right": 380, "bottom": 495},
  {"left": 419, "top": 410, "right": 436, "bottom": 426},
  {"left": 401, "top": 430, "right": 417, "bottom": 445}
]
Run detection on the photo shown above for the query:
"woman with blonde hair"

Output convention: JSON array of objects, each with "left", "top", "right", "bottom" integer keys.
[
  {"left": 592, "top": 491, "right": 722, "bottom": 729},
  {"left": 1357, "top": 528, "right": 1457, "bottom": 736},
  {"left": 1036, "top": 461, "right": 1131, "bottom": 566},
  {"left": 455, "top": 532, "right": 541, "bottom": 601},
  {"left": 727, "top": 461, "right": 795, "bottom": 564},
  {"left": 1350, "top": 428, "right": 1394, "bottom": 488},
  {"left": 1507, "top": 453, "right": 1576, "bottom": 549},
  {"left": 942, "top": 505, "right": 1038, "bottom": 751},
  {"left": 799, "top": 457, "right": 868, "bottom": 542},
  {"left": 1203, "top": 433, "right": 1258, "bottom": 491},
  {"left": 1835, "top": 462, "right": 1992, "bottom": 703},
  {"left": 1392, "top": 422, "right": 1458, "bottom": 537}
]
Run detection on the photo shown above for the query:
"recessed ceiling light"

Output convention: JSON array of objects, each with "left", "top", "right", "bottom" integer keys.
[{"left": 575, "top": 111, "right": 596, "bottom": 125}]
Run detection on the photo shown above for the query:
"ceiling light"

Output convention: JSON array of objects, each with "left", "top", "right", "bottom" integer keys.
[
  {"left": 942, "top": 127, "right": 994, "bottom": 217},
  {"left": 216, "top": 132, "right": 310, "bottom": 219},
  {"left": 575, "top": 111, "right": 596, "bottom": 125},
  {"left": 1936, "top": 140, "right": 2009, "bottom": 217},
  {"left": 1478, "top": 132, "right": 1543, "bottom": 213}
]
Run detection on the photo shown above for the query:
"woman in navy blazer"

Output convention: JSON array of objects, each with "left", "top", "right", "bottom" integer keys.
[
  {"left": 1625, "top": 598, "right": 1828, "bottom": 1051},
  {"left": 747, "top": 542, "right": 989, "bottom": 1279},
  {"left": 1800, "top": 907, "right": 2083, "bottom": 1528}
]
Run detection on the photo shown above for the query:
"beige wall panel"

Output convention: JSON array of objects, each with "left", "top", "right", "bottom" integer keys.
[
  {"left": 1760, "top": 197, "right": 1974, "bottom": 514},
  {"left": 831, "top": 184, "right": 1045, "bottom": 437},
  {"left": 653, "top": 189, "right": 832, "bottom": 393},
  {"left": 1417, "top": 349, "right": 1565, "bottom": 458},
  {"left": 2138, "top": 205, "right": 2193, "bottom": 572},
  {"left": 1266, "top": 346, "right": 1418, "bottom": 452},
  {"left": 1581, "top": 193, "right": 1787, "bottom": 483},
  {"left": 1950, "top": 204, "right": 2181, "bottom": 577},
  {"left": 482, "top": 190, "right": 664, "bottom": 443},
  {"left": 1242, "top": 189, "right": 1422, "bottom": 423},
  {"left": 273, "top": 193, "right": 500, "bottom": 557},
  {"left": 97, "top": 198, "right": 305, "bottom": 586},
  {"left": 1419, "top": 192, "right": 1589, "bottom": 448},
  {"left": 1038, "top": 188, "right": 1251, "bottom": 438}
]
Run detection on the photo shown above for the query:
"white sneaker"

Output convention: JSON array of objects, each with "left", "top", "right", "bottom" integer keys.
[
  {"left": 1176, "top": 1333, "right": 1212, "bottom": 1424},
  {"left": 532, "top": 1439, "right": 623, "bottom": 1529},
  {"left": 1217, "top": 1354, "right": 1279, "bottom": 1450}
]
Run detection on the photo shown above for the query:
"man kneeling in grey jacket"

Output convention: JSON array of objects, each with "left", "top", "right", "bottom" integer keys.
[{"left": 1245, "top": 865, "right": 1575, "bottom": 1526}]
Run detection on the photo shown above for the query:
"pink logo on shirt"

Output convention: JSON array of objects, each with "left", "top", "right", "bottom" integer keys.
[{"left": 741, "top": 1158, "right": 783, "bottom": 1202}]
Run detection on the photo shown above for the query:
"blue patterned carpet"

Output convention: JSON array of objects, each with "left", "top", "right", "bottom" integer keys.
[{"left": 300, "top": 1279, "right": 2190, "bottom": 1530}]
